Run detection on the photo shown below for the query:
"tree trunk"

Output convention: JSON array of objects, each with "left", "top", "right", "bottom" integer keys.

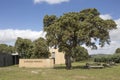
[{"left": 65, "top": 54, "right": 72, "bottom": 70}]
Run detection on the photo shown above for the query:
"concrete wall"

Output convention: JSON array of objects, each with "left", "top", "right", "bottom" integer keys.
[
  {"left": 19, "top": 59, "right": 54, "bottom": 68},
  {"left": 19, "top": 48, "right": 65, "bottom": 68},
  {"left": 49, "top": 48, "right": 65, "bottom": 65}
]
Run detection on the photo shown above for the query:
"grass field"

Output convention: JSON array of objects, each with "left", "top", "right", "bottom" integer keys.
[{"left": 0, "top": 62, "right": 120, "bottom": 80}]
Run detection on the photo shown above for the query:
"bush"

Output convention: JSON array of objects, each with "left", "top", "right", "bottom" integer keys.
[
  {"left": 111, "top": 54, "right": 120, "bottom": 63},
  {"left": 94, "top": 54, "right": 120, "bottom": 63}
]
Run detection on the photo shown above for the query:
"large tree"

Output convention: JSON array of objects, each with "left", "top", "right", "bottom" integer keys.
[
  {"left": 15, "top": 37, "right": 33, "bottom": 58},
  {"left": 115, "top": 48, "right": 120, "bottom": 54},
  {"left": 15, "top": 37, "right": 50, "bottom": 59},
  {"left": 32, "top": 37, "right": 50, "bottom": 58},
  {"left": 43, "top": 8, "right": 117, "bottom": 69}
]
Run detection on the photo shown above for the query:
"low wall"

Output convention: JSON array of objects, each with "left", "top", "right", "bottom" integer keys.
[{"left": 19, "top": 59, "right": 54, "bottom": 68}]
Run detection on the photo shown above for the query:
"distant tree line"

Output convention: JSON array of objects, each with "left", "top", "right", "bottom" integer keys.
[
  {"left": 94, "top": 54, "right": 120, "bottom": 63},
  {"left": 0, "top": 44, "right": 15, "bottom": 54},
  {"left": 115, "top": 48, "right": 120, "bottom": 54},
  {"left": 92, "top": 48, "right": 120, "bottom": 63}
]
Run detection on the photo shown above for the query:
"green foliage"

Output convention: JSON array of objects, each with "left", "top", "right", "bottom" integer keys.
[
  {"left": 43, "top": 8, "right": 117, "bottom": 69},
  {"left": 32, "top": 38, "right": 50, "bottom": 58},
  {"left": 15, "top": 37, "right": 50, "bottom": 59},
  {"left": 44, "top": 8, "right": 116, "bottom": 54},
  {"left": 115, "top": 48, "right": 120, "bottom": 54},
  {"left": 0, "top": 44, "right": 15, "bottom": 54},
  {"left": 111, "top": 54, "right": 120, "bottom": 63},
  {"left": 94, "top": 54, "right": 120, "bottom": 63},
  {"left": 72, "top": 46, "right": 89, "bottom": 61},
  {"left": 15, "top": 37, "right": 33, "bottom": 58}
]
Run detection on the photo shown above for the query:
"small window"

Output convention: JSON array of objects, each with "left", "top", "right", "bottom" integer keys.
[{"left": 51, "top": 52, "right": 55, "bottom": 58}]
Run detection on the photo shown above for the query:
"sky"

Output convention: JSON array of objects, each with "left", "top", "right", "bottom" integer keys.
[{"left": 0, "top": 0, "right": 120, "bottom": 54}]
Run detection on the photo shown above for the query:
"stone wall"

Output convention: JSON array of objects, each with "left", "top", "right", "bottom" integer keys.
[{"left": 19, "top": 59, "right": 54, "bottom": 68}]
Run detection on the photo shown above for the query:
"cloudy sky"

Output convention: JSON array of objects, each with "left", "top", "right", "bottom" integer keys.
[{"left": 0, "top": 0, "right": 120, "bottom": 54}]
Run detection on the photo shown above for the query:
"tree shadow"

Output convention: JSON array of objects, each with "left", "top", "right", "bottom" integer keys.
[
  {"left": 54, "top": 66, "right": 66, "bottom": 69},
  {"left": 54, "top": 65, "right": 86, "bottom": 70},
  {"left": 72, "top": 65, "right": 86, "bottom": 69}
]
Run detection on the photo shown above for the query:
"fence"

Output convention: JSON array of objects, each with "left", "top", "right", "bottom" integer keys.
[{"left": 0, "top": 53, "right": 13, "bottom": 67}]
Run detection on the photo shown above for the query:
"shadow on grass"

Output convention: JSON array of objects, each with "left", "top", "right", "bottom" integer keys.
[
  {"left": 54, "top": 65, "right": 86, "bottom": 70},
  {"left": 72, "top": 65, "right": 85, "bottom": 69},
  {"left": 54, "top": 66, "right": 66, "bottom": 69}
]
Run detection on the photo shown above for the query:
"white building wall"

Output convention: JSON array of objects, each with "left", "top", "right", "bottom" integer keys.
[{"left": 49, "top": 48, "right": 65, "bottom": 65}]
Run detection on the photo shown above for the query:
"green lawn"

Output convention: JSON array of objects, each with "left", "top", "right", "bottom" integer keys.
[{"left": 0, "top": 62, "right": 120, "bottom": 80}]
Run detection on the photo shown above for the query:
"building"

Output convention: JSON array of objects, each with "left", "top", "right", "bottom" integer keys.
[
  {"left": 11, "top": 53, "right": 19, "bottom": 65},
  {"left": 49, "top": 48, "right": 65, "bottom": 65},
  {"left": 0, "top": 53, "right": 13, "bottom": 67},
  {"left": 19, "top": 48, "right": 66, "bottom": 68},
  {"left": 0, "top": 53, "right": 19, "bottom": 67}
]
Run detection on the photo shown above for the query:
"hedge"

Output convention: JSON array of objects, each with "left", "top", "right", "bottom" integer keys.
[{"left": 94, "top": 54, "right": 120, "bottom": 63}]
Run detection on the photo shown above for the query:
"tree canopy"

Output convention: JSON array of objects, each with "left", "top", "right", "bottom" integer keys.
[
  {"left": 43, "top": 8, "right": 117, "bottom": 69},
  {"left": 115, "top": 48, "right": 120, "bottom": 54},
  {"left": 15, "top": 37, "right": 33, "bottom": 58},
  {"left": 32, "top": 38, "right": 50, "bottom": 58},
  {"left": 0, "top": 44, "right": 15, "bottom": 54},
  {"left": 15, "top": 37, "right": 50, "bottom": 59}
]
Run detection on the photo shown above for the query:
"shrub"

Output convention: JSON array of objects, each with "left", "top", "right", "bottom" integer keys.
[{"left": 94, "top": 54, "right": 120, "bottom": 63}]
